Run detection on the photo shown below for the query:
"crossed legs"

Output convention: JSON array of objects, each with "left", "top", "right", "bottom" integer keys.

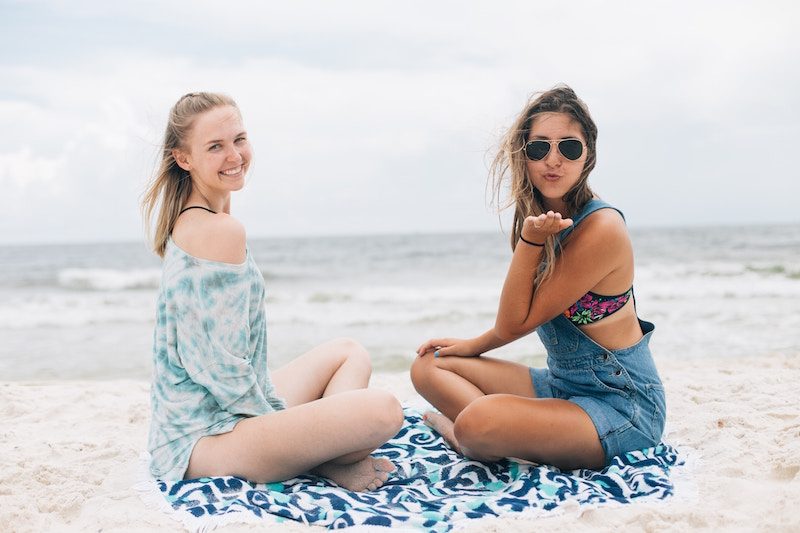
[
  {"left": 410, "top": 353, "right": 605, "bottom": 470},
  {"left": 185, "top": 338, "right": 404, "bottom": 490}
]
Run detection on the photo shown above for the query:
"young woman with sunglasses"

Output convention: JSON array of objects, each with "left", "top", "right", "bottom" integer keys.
[
  {"left": 142, "top": 92, "right": 403, "bottom": 489},
  {"left": 411, "top": 85, "right": 665, "bottom": 470}
]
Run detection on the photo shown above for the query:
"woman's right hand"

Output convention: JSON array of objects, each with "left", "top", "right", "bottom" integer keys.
[
  {"left": 416, "top": 337, "right": 481, "bottom": 358},
  {"left": 521, "top": 211, "right": 573, "bottom": 244}
]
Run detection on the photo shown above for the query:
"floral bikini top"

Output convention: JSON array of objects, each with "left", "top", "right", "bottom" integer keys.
[{"left": 563, "top": 287, "right": 633, "bottom": 325}]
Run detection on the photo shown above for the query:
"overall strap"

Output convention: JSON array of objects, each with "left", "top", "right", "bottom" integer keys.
[{"left": 556, "top": 198, "right": 625, "bottom": 244}]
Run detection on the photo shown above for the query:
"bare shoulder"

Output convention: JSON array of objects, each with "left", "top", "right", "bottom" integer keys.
[
  {"left": 560, "top": 206, "right": 634, "bottom": 295},
  {"left": 570, "top": 207, "right": 631, "bottom": 253},
  {"left": 583, "top": 207, "right": 628, "bottom": 233},
  {"left": 172, "top": 212, "right": 247, "bottom": 264}
]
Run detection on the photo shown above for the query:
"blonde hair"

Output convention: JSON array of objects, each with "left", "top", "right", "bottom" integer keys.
[
  {"left": 141, "top": 92, "right": 239, "bottom": 257},
  {"left": 490, "top": 84, "right": 598, "bottom": 287}
]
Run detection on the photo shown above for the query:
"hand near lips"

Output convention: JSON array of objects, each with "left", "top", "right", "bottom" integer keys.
[
  {"left": 416, "top": 337, "right": 480, "bottom": 358},
  {"left": 521, "top": 211, "right": 573, "bottom": 244}
]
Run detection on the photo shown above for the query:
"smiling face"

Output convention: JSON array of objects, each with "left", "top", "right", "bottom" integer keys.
[
  {"left": 525, "top": 112, "right": 588, "bottom": 213},
  {"left": 173, "top": 105, "right": 251, "bottom": 202}
]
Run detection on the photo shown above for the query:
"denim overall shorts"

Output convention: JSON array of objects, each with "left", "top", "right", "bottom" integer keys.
[
  {"left": 529, "top": 200, "right": 667, "bottom": 464},
  {"left": 531, "top": 315, "right": 666, "bottom": 464}
]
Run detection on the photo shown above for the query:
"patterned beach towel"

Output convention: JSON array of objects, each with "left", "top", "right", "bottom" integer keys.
[{"left": 136, "top": 408, "right": 685, "bottom": 532}]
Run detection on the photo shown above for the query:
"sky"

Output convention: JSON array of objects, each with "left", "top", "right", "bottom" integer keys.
[{"left": 1, "top": 0, "right": 798, "bottom": 245}]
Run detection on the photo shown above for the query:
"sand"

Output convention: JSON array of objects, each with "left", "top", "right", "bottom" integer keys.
[{"left": 2, "top": 356, "right": 799, "bottom": 532}]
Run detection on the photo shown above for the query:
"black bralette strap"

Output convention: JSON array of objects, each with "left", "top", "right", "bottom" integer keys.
[{"left": 179, "top": 205, "right": 217, "bottom": 215}]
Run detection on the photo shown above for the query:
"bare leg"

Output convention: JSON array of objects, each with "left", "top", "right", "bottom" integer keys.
[
  {"left": 271, "top": 337, "right": 372, "bottom": 405},
  {"left": 186, "top": 339, "right": 404, "bottom": 490},
  {"left": 411, "top": 352, "right": 536, "bottom": 453},
  {"left": 410, "top": 353, "right": 604, "bottom": 469},
  {"left": 271, "top": 338, "right": 401, "bottom": 488},
  {"left": 186, "top": 388, "right": 404, "bottom": 490},
  {"left": 453, "top": 394, "right": 605, "bottom": 470},
  {"left": 410, "top": 352, "right": 537, "bottom": 421}
]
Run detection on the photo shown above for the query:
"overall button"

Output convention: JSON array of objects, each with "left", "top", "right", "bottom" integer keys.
[{"left": 614, "top": 369, "right": 622, "bottom": 376}]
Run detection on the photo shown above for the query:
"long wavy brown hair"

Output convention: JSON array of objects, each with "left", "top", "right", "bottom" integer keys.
[
  {"left": 141, "top": 92, "right": 239, "bottom": 257},
  {"left": 490, "top": 85, "right": 598, "bottom": 287}
]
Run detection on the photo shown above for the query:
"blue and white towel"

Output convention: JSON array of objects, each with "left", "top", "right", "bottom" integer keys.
[{"left": 136, "top": 408, "right": 686, "bottom": 532}]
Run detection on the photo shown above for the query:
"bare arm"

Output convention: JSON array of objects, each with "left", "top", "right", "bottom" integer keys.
[
  {"left": 495, "top": 208, "right": 632, "bottom": 339},
  {"left": 416, "top": 209, "right": 631, "bottom": 358},
  {"left": 416, "top": 212, "right": 569, "bottom": 357},
  {"left": 415, "top": 326, "right": 520, "bottom": 358}
]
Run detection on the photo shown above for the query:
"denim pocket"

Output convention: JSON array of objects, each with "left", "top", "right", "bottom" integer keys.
[
  {"left": 644, "top": 384, "right": 666, "bottom": 441},
  {"left": 590, "top": 364, "right": 633, "bottom": 398},
  {"left": 537, "top": 322, "right": 579, "bottom": 355}
]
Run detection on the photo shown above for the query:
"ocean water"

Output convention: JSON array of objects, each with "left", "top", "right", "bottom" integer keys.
[{"left": 1, "top": 225, "right": 799, "bottom": 381}]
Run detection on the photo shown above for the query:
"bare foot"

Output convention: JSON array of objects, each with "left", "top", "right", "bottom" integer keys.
[
  {"left": 423, "top": 411, "right": 463, "bottom": 454},
  {"left": 314, "top": 456, "right": 395, "bottom": 492}
]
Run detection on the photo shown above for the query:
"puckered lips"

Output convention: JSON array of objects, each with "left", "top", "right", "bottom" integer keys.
[{"left": 542, "top": 172, "right": 561, "bottom": 182}]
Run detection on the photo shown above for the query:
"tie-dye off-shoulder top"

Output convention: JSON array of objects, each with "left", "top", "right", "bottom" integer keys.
[{"left": 147, "top": 239, "right": 286, "bottom": 480}]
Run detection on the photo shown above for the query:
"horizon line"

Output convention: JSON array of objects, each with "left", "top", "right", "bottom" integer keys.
[{"left": 2, "top": 219, "right": 799, "bottom": 248}]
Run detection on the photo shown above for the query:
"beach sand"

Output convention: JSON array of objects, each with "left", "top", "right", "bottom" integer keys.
[{"left": 2, "top": 356, "right": 799, "bottom": 532}]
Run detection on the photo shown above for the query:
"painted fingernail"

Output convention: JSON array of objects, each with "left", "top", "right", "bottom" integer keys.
[{"left": 434, "top": 350, "right": 440, "bottom": 357}]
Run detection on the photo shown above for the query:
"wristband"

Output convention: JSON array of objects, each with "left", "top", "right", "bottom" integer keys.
[{"left": 519, "top": 234, "right": 545, "bottom": 247}]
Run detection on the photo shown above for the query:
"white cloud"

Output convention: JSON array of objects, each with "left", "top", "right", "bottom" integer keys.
[
  {"left": 0, "top": 146, "right": 63, "bottom": 195},
  {"left": 1, "top": 0, "right": 798, "bottom": 243}
]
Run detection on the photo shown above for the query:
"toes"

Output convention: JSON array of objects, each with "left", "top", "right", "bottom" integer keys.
[
  {"left": 367, "top": 482, "right": 377, "bottom": 491},
  {"left": 373, "top": 457, "right": 396, "bottom": 473}
]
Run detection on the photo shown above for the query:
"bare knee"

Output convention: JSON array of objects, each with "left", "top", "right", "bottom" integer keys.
[
  {"left": 410, "top": 352, "right": 437, "bottom": 394},
  {"left": 332, "top": 337, "right": 371, "bottom": 373},
  {"left": 454, "top": 395, "right": 503, "bottom": 461},
  {"left": 358, "top": 389, "right": 404, "bottom": 440},
  {"left": 371, "top": 389, "right": 404, "bottom": 441}
]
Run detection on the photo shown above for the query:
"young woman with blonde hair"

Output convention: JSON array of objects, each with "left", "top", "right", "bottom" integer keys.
[
  {"left": 142, "top": 92, "right": 402, "bottom": 490},
  {"left": 411, "top": 85, "right": 665, "bottom": 470}
]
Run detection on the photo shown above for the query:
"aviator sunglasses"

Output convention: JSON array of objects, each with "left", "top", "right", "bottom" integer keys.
[{"left": 524, "top": 138, "right": 585, "bottom": 161}]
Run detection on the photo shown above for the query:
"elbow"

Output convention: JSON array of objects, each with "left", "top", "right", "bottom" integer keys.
[
  {"left": 494, "top": 318, "right": 526, "bottom": 341},
  {"left": 495, "top": 311, "right": 543, "bottom": 341},
  {"left": 494, "top": 328, "right": 516, "bottom": 342}
]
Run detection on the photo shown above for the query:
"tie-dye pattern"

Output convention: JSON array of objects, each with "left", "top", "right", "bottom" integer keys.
[{"left": 147, "top": 239, "right": 286, "bottom": 480}]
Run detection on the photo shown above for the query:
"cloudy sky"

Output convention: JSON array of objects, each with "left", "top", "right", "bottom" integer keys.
[{"left": 1, "top": 0, "right": 798, "bottom": 244}]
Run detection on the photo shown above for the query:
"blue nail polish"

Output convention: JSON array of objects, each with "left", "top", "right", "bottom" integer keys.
[{"left": 434, "top": 350, "right": 439, "bottom": 358}]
